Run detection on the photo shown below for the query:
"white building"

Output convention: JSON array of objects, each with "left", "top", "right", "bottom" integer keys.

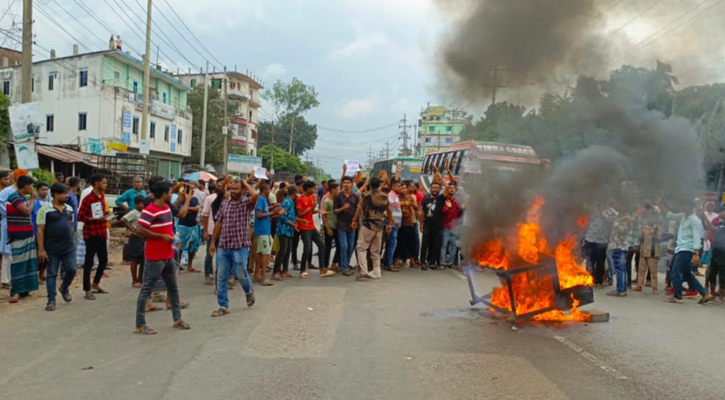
[
  {"left": 177, "top": 71, "right": 262, "bottom": 156},
  {"left": 0, "top": 47, "right": 193, "bottom": 179}
]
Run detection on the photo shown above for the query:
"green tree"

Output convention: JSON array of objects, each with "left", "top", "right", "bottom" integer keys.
[
  {"left": 257, "top": 145, "right": 308, "bottom": 174},
  {"left": 257, "top": 113, "right": 318, "bottom": 157},
  {"left": 0, "top": 94, "right": 9, "bottom": 149},
  {"left": 188, "top": 86, "right": 236, "bottom": 166},
  {"left": 264, "top": 77, "right": 321, "bottom": 154}
]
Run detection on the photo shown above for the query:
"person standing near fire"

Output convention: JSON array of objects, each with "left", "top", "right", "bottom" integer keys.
[
  {"left": 584, "top": 203, "right": 617, "bottom": 288},
  {"left": 607, "top": 205, "right": 636, "bottom": 298},
  {"left": 420, "top": 166, "right": 447, "bottom": 270},
  {"left": 634, "top": 201, "right": 662, "bottom": 294}
]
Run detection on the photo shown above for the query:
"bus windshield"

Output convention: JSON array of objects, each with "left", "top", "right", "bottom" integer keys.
[{"left": 372, "top": 157, "right": 423, "bottom": 182}]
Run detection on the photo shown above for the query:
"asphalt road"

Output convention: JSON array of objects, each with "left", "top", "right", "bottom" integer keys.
[{"left": 0, "top": 249, "right": 724, "bottom": 400}]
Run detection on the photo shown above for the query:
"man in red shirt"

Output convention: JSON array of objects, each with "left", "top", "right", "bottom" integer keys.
[
  {"left": 134, "top": 181, "right": 190, "bottom": 335},
  {"left": 77, "top": 173, "right": 110, "bottom": 300},
  {"left": 440, "top": 182, "right": 463, "bottom": 268},
  {"left": 296, "top": 181, "right": 331, "bottom": 278}
]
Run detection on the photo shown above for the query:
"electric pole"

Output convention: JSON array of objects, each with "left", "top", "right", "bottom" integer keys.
[
  {"left": 200, "top": 61, "right": 209, "bottom": 168},
  {"left": 367, "top": 147, "right": 373, "bottom": 168},
  {"left": 488, "top": 63, "right": 507, "bottom": 106},
  {"left": 140, "top": 0, "right": 153, "bottom": 153},
  {"left": 385, "top": 141, "right": 390, "bottom": 159},
  {"left": 222, "top": 66, "right": 229, "bottom": 175},
  {"left": 21, "top": 0, "right": 32, "bottom": 104},
  {"left": 399, "top": 113, "right": 415, "bottom": 157}
]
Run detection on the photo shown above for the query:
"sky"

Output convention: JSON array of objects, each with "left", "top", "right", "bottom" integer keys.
[{"left": 1, "top": 0, "right": 725, "bottom": 176}]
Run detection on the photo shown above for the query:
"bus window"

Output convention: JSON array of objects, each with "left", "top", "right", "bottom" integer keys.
[{"left": 454, "top": 150, "right": 468, "bottom": 175}]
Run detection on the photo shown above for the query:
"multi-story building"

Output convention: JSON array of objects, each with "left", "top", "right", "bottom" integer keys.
[
  {"left": 0, "top": 47, "right": 193, "bottom": 178},
  {"left": 417, "top": 105, "right": 470, "bottom": 157},
  {"left": 177, "top": 71, "right": 263, "bottom": 156}
]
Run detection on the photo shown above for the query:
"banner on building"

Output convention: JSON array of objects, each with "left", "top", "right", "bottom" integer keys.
[
  {"left": 227, "top": 154, "right": 262, "bottom": 174},
  {"left": 9, "top": 102, "right": 43, "bottom": 142},
  {"left": 14, "top": 140, "right": 39, "bottom": 170},
  {"left": 123, "top": 109, "right": 132, "bottom": 129}
]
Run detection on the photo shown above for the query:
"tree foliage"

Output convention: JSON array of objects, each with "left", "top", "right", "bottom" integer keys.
[
  {"left": 188, "top": 86, "right": 236, "bottom": 166},
  {"left": 257, "top": 144, "right": 308, "bottom": 174},
  {"left": 263, "top": 77, "right": 321, "bottom": 154},
  {"left": 0, "top": 94, "right": 9, "bottom": 148},
  {"left": 257, "top": 113, "right": 318, "bottom": 157}
]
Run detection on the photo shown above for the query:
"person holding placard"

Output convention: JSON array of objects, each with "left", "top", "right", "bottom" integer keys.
[{"left": 77, "top": 173, "right": 110, "bottom": 300}]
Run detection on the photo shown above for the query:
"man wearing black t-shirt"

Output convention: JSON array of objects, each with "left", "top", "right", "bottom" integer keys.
[{"left": 420, "top": 168, "right": 447, "bottom": 270}]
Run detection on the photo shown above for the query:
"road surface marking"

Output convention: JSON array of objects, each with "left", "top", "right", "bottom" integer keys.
[
  {"left": 449, "top": 269, "right": 467, "bottom": 280},
  {"left": 553, "top": 335, "right": 628, "bottom": 380}
]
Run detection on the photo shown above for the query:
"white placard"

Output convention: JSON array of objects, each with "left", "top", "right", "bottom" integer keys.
[
  {"left": 9, "top": 102, "right": 43, "bottom": 142},
  {"left": 91, "top": 202, "right": 104, "bottom": 219},
  {"left": 14, "top": 140, "right": 39, "bottom": 170},
  {"left": 345, "top": 160, "right": 361, "bottom": 173},
  {"left": 139, "top": 140, "right": 150, "bottom": 155},
  {"left": 254, "top": 167, "right": 269, "bottom": 180}
]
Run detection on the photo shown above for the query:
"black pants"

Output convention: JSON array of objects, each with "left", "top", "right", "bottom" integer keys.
[
  {"left": 83, "top": 236, "right": 108, "bottom": 292},
  {"left": 708, "top": 249, "right": 725, "bottom": 288},
  {"left": 420, "top": 225, "right": 442, "bottom": 265},
  {"left": 397, "top": 225, "right": 418, "bottom": 261},
  {"left": 584, "top": 241, "right": 608, "bottom": 285},
  {"left": 274, "top": 235, "right": 292, "bottom": 274},
  {"left": 301, "top": 230, "right": 325, "bottom": 273},
  {"left": 324, "top": 229, "right": 340, "bottom": 268},
  {"left": 627, "top": 247, "right": 640, "bottom": 284}
]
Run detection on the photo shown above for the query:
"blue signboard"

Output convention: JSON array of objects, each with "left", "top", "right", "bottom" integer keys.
[
  {"left": 170, "top": 142, "right": 176, "bottom": 153},
  {"left": 171, "top": 124, "right": 177, "bottom": 141},
  {"left": 122, "top": 131, "right": 131, "bottom": 145},
  {"left": 123, "top": 109, "right": 131, "bottom": 128}
]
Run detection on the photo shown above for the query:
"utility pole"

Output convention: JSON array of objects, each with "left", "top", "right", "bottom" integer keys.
[
  {"left": 140, "top": 0, "right": 153, "bottom": 154},
  {"left": 399, "top": 113, "right": 415, "bottom": 157},
  {"left": 222, "top": 66, "right": 229, "bottom": 175},
  {"left": 288, "top": 115, "right": 296, "bottom": 153},
  {"left": 200, "top": 61, "right": 209, "bottom": 168},
  {"left": 270, "top": 129, "right": 275, "bottom": 172},
  {"left": 367, "top": 147, "right": 373, "bottom": 168},
  {"left": 487, "top": 63, "right": 507, "bottom": 106},
  {"left": 385, "top": 141, "right": 390, "bottom": 159},
  {"left": 21, "top": 0, "right": 32, "bottom": 104}
]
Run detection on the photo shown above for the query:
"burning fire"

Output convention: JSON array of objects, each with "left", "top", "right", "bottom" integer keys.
[{"left": 476, "top": 196, "right": 592, "bottom": 322}]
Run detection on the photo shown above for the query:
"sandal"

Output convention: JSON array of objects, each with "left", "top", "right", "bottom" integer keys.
[
  {"left": 134, "top": 325, "right": 157, "bottom": 335},
  {"left": 173, "top": 320, "right": 191, "bottom": 330},
  {"left": 167, "top": 301, "right": 190, "bottom": 310},
  {"left": 9, "top": 295, "right": 19, "bottom": 303},
  {"left": 211, "top": 308, "right": 230, "bottom": 317},
  {"left": 146, "top": 305, "right": 162, "bottom": 312},
  {"left": 246, "top": 291, "right": 255, "bottom": 307},
  {"left": 84, "top": 293, "right": 97, "bottom": 300},
  {"left": 389, "top": 267, "right": 400, "bottom": 272},
  {"left": 92, "top": 287, "right": 109, "bottom": 294},
  {"left": 664, "top": 297, "right": 683, "bottom": 304},
  {"left": 606, "top": 290, "right": 627, "bottom": 297}
]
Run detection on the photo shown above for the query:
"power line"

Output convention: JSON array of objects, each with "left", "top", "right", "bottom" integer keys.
[
  {"left": 160, "top": 0, "right": 224, "bottom": 68},
  {"left": 50, "top": 0, "right": 115, "bottom": 54},
  {"left": 33, "top": 3, "right": 92, "bottom": 52},
  {"left": 317, "top": 121, "right": 399, "bottom": 133},
  {"left": 605, "top": 0, "right": 665, "bottom": 39}
]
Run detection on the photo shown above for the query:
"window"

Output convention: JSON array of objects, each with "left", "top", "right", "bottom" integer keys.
[
  {"left": 444, "top": 137, "right": 452, "bottom": 144},
  {"left": 150, "top": 122, "right": 156, "bottom": 138},
  {"left": 48, "top": 73, "right": 56, "bottom": 90},
  {"left": 190, "top": 79, "right": 197, "bottom": 88},
  {"left": 162, "top": 92, "right": 167, "bottom": 104},
  {"left": 3, "top": 80, "right": 9, "bottom": 95},
  {"left": 31, "top": 77, "right": 34, "bottom": 92},
  {"left": 446, "top": 126, "right": 452, "bottom": 132},
  {"left": 164, "top": 125, "right": 169, "bottom": 142},
  {"left": 177, "top": 129, "right": 183, "bottom": 144},
  {"left": 425, "top": 137, "right": 431, "bottom": 144},
  {"left": 46, "top": 115, "right": 54, "bottom": 132},
  {"left": 79, "top": 70, "right": 88, "bottom": 87},
  {"left": 132, "top": 81, "right": 138, "bottom": 93},
  {"left": 212, "top": 79, "right": 222, "bottom": 89},
  {"left": 78, "top": 112, "right": 87, "bottom": 131},
  {"left": 132, "top": 116, "right": 139, "bottom": 135},
  {"left": 428, "top": 126, "right": 435, "bottom": 132}
]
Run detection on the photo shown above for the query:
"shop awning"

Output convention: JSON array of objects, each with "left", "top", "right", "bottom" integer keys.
[{"left": 37, "top": 145, "right": 98, "bottom": 167}]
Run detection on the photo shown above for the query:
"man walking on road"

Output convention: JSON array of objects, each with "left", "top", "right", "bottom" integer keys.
[
  {"left": 77, "top": 173, "right": 110, "bottom": 300},
  {"left": 666, "top": 199, "right": 713, "bottom": 304},
  {"left": 36, "top": 183, "right": 77, "bottom": 311},
  {"left": 209, "top": 178, "right": 258, "bottom": 317},
  {"left": 134, "top": 181, "right": 190, "bottom": 335},
  {"left": 352, "top": 177, "right": 393, "bottom": 281},
  {"left": 115, "top": 176, "right": 147, "bottom": 211},
  {"left": 334, "top": 176, "right": 359, "bottom": 276},
  {"left": 297, "top": 181, "right": 331, "bottom": 278}
]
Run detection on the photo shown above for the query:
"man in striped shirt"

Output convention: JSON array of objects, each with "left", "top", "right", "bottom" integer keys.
[{"left": 134, "top": 181, "right": 190, "bottom": 335}]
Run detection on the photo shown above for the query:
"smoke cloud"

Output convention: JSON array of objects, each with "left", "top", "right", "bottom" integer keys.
[{"left": 439, "top": 0, "right": 705, "bottom": 255}]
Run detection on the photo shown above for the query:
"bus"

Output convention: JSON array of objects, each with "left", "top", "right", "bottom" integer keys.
[
  {"left": 419, "top": 141, "right": 544, "bottom": 193},
  {"left": 371, "top": 157, "right": 424, "bottom": 182}
]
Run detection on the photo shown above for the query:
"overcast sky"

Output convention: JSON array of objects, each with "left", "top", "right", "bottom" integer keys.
[{"left": 2, "top": 0, "right": 725, "bottom": 176}]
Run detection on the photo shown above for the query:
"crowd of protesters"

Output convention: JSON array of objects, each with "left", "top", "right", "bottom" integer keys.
[
  {"left": 582, "top": 192, "right": 721, "bottom": 305},
  {"left": 0, "top": 162, "right": 465, "bottom": 335}
]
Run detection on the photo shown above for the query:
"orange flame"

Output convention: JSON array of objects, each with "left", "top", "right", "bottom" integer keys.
[
  {"left": 480, "top": 197, "right": 592, "bottom": 322},
  {"left": 577, "top": 215, "right": 589, "bottom": 228}
]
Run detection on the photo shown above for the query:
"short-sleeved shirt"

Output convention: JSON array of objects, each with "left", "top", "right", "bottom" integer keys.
[
  {"left": 138, "top": 203, "right": 174, "bottom": 261},
  {"left": 201, "top": 193, "right": 218, "bottom": 235},
  {"left": 277, "top": 197, "right": 297, "bottom": 238},
  {"left": 322, "top": 197, "right": 337, "bottom": 230},
  {"left": 443, "top": 196, "right": 462, "bottom": 230},
  {"left": 359, "top": 189, "right": 390, "bottom": 232},
  {"left": 215, "top": 198, "right": 253, "bottom": 249},
  {"left": 334, "top": 191, "right": 359, "bottom": 232},
  {"left": 36, "top": 203, "right": 74, "bottom": 255},
  {"left": 6, "top": 191, "right": 33, "bottom": 239},
  {"left": 388, "top": 191, "right": 402, "bottom": 225},
  {"left": 115, "top": 188, "right": 147, "bottom": 209},
  {"left": 254, "top": 197, "right": 272, "bottom": 236},
  {"left": 422, "top": 194, "right": 446, "bottom": 230},
  {"left": 296, "top": 195, "right": 316, "bottom": 231},
  {"left": 122, "top": 209, "right": 142, "bottom": 232},
  {"left": 177, "top": 196, "right": 200, "bottom": 227}
]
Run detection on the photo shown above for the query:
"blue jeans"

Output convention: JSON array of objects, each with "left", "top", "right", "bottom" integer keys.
[
  {"left": 216, "top": 247, "right": 253, "bottom": 309},
  {"left": 606, "top": 249, "right": 614, "bottom": 283},
  {"left": 672, "top": 251, "right": 707, "bottom": 300},
  {"left": 440, "top": 229, "right": 459, "bottom": 265},
  {"left": 338, "top": 230, "right": 356, "bottom": 270},
  {"left": 384, "top": 226, "right": 399, "bottom": 267},
  {"left": 611, "top": 249, "right": 627, "bottom": 293},
  {"left": 46, "top": 251, "right": 77, "bottom": 303}
]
